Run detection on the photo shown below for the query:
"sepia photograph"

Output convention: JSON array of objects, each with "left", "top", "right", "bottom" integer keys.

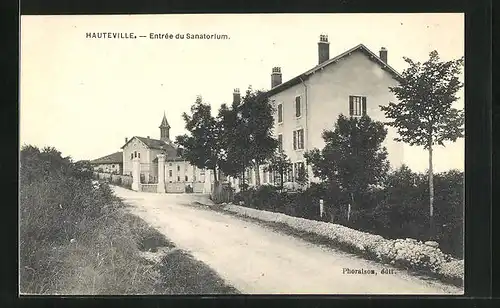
[{"left": 19, "top": 13, "right": 465, "bottom": 295}]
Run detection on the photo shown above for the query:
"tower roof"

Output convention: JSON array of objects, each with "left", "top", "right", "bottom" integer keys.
[{"left": 159, "top": 112, "right": 170, "bottom": 129}]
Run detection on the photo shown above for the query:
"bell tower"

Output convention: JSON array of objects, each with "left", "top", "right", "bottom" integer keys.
[{"left": 159, "top": 112, "right": 171, "bottom": 142}]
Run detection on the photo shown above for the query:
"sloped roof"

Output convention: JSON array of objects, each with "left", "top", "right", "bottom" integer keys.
[
  {"left": 266, "top": 44, "right": 403, "bottom": 97},
  {"left": 90, "top": 151, "right": 123, "bottom": 165},
  {"left": 121, "top": 136, "right": 182, "bottom": 161},
  {"left": 159, "top": 112, "right": 170, "bottom": 128}
]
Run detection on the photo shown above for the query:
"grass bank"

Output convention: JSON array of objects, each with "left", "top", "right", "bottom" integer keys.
[
  {"left": 19, "top": 145, "right": 237, "bottom": 295},
  {"left": 21, "top": 188, "right": 238, "bottom": 295}
]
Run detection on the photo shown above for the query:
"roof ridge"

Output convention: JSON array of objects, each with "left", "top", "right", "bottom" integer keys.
[{"left": 267, "top": 43, "right": 402, "bottom": 96}]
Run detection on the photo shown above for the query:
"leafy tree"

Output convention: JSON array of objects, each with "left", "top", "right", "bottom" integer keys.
[
  {"left": 175, "top": 96, "right": 223, "bottom": 183},
  {"left": 239, "top": 87, "right": 278, "bottom": 186},
  {"left": 217, "top": 100, "right": 251, "bottom": 182},
  {"left": 304, "top": 114, "right": 389, "bottom": 212},
  {"left": 264, "top": 151, "right": 292, "bottom": 192},
  {"left": 380, "top": 50, "right": 464, "bottom": 239}
]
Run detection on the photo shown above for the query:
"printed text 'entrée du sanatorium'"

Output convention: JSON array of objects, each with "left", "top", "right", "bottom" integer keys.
[{"left": 85, "top": 32, "right": 231, "bottom": 40}]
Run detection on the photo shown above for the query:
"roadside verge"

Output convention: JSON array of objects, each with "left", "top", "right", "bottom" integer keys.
[{"left": 192, "top": 201, "right": 464, "bottom": 288}]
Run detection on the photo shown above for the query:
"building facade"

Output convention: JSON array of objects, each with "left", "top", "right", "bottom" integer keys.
[
  {"left": 121, "top": 113, "right": 214, "bottom": 193},
  {"left": 90, "top": 151, "right": 123, "bottom": 174},
  {"left": 231, "top": 35, "right": 404, "bottom": 190}
]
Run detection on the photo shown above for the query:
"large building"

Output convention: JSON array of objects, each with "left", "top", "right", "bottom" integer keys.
[
  {"left": 232, "top": 35, "right": 404, "bottom": 189},
  {"left": 121, "top": 113, "right": 213, "bottom": 193}
]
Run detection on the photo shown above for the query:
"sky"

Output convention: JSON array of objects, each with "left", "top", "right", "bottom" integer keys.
[{"left": 20, "top": 13, "right": 464, "bottom": 173}]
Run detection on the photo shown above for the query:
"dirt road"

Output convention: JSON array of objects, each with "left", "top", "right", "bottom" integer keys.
[{"left": 113, "top": 186, "right": 463, "bottom": 295}]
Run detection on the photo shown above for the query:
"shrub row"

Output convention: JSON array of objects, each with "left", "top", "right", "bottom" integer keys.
[
  {"left": 222, "top": 204, "right": 464, "bottom": 284},
  {"left": 232, "top": 168, "right": 463, "bottom": 259}
]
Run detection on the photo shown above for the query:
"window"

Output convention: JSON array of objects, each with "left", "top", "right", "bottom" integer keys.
[
  {"left": 295, "top": 96, "right": 301, "bottom": 118},
  {"left": 284, "top": 165, "right": 293, "bottom": 182},
  {"left": 263, "top": 169, "right": 268, "bottom": 184},
  {"left": 177, "top": 165, "right": 180, "bottom": 171},
  {"left": 134, "top": 151, "right": 137, "bottom": 158},
  {"left": 294, "top": 162, "right": 305, "bottom": 181},
  {"left": 169, "top": 163, "right": 172, "bottom": 166},
  {"left": 277, "top": 103, "right": 283, "bottom": 123},
  {"left": 138, "top": 153, "right": 140, "bottom": 158},
  {"left": 278, "top": 134, "right": 283, "bottom": 152},
  {"left": 293, "top": 129, "right": 304, "bottom": 150},
  {"left": 185, "top": 175, "right": 188, "bottom": 182},
  {"left": 169, "top": 170, "right": 172, "bottom": 177},
  {"left": 131, "top": 153, "right": 133, "bottom": 159},
  {"left": 349, "top": 96, "right": 367, "bottom": 117},
  {"left": 177, "top": 176, "right": 181, "bottom": 182},
  {"left": 200, "top": 169, "right": 205, "bottom": 176}
]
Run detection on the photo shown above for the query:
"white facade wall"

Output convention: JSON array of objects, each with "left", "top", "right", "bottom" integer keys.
[
  {"left": 265, "top": 50, "right": 404, "bottom": 185},
  {"left": 123, "top": 138, "right": 150, "bottom": 176},
  {"left": 93, "top": 163, "right": 122, "bottom": 174}
]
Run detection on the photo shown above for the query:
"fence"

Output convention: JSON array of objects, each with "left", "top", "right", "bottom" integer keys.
[
  {"left": 93, "top": 172, "right": 209, "bottom": 194},
  {"left": 93, "top": 172, "right": 133, "bottom": 188},
  {"left": 141, "top": 184, "right": 158, "bottom": 193}
]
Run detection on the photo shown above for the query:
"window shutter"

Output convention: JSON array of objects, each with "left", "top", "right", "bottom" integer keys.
[
  {"left": 362, "top": 96, "right": 367, "bottom": 116},
  {"left": 293, "top": 131, "right": 297, "bottom": 150},
  {"left": 349, "top": 96, "right": 354, "bottom": 116},
  {"left": 300, "top": 129, "right": 304, "bottom": 149},
  {"left": 296, "top": 97, "right": 301, "bottom": 117}
]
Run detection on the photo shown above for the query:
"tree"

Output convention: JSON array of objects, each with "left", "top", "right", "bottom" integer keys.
[
  {"left": 239, "top": 87, "right": 278, "bottom": 186},
  {"left": 304, "top": 114, "right": 389, "bottom": 213},
  {"left": 175, "top": 96, "right": 223, "bottom": 183},
  {"left": 265, "top": 151, "right": 292, "bottom": 192},
  {"left": 380, "top": 50, "right": 464, "bottom": 239},
  {"left": 216, "top": 100, "right": 251, "bottom": 183}
]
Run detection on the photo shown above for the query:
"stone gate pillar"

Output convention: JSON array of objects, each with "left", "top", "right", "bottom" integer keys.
[
  {"left": 157, "top": 154, "right": 166, "bottom": 193},
  {"left": 131, "top": 157, "right": 141, "bottom": 191}
]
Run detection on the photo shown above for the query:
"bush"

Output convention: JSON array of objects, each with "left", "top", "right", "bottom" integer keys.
[
  {"left": 348, "top": 167, "right": 463, "bottom": 258},
  {"left": 230, "top": 165, "right": 463, "bottom": 259},
  {"left": 19, "top": 145, "right": 121, "bottom": 293}
]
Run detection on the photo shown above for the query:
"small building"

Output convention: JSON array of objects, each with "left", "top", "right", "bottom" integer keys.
[{"left": 90, "top": 151, "right": 123, "bottom": 174}]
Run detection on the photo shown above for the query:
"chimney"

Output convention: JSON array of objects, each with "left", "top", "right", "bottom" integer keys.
[
  {"left": 318, "top": 34, "right": 330, "bottom": 64},
  {"left": 147, "top": 136, "right": 150, "bottom": 139},
  {"left": 379, "top": 47, "right": 388, "bottom": 64},
  {"left": 125, "top": 137, "right": 128, "bottom": 143},
  {"left": 271, "top": 67, "right": 282, "bottom": 88},
  {"left": 233, "top": 88, "right": 241, "bottom": 104}
]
